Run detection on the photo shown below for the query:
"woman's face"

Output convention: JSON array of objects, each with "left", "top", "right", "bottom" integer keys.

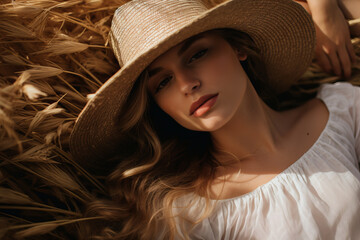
[{"left": 147, "top": 31, "right": 249, "bottom": 132}]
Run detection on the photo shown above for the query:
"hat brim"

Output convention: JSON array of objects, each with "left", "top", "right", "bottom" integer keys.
[{"left": 70, "top": 0, "right": 315, "bottom": 167}]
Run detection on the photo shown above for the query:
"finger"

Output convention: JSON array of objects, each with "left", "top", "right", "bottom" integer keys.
[
  {"left": 316, "top": 48, "right": 332, "bottom": 74},
  {"left": 324, "top": 46, "right": 342, "bottom": 76},
  {"left": 338, "top": 45, "right": 351, "bottom": 78},
  {"left": 346, "top": 38, "right": 357, "bottom": 64}
]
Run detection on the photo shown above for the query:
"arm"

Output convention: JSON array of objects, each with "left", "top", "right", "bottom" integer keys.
[
  {"left": 294, "top": 0, "right": 357, "bottom": 78},
  {"left": 338, "top": 0, "right": 360, "bottom": 36},
  {"left": 338, "top": 0, "right": 360, "bottom": 20}
]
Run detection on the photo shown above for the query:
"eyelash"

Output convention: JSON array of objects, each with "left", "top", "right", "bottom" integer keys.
[
  {"left": 188, "top": 49, "right": 208, "bottom": 63},
  {"left": 155, "top": 75, "right": 172, "bottom": 93},
  {"left": 154, "top": 49, "right": 208, "bottom": 93}
]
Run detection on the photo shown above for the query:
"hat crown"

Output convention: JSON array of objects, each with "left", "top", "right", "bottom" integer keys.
[{"left": 110, "top": 0, "right": 207, "bottom": 67}]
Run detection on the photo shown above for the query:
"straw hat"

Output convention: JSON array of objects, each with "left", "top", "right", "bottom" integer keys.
[{"left": 70, "top": 0, "right": 315, "bottom": 167}]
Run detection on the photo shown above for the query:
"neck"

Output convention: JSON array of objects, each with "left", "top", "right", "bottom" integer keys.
[{"left": 210, "top": 80, "right": 286, "bottom": 164}]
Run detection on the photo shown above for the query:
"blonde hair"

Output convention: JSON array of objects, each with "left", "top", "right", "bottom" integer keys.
[{"left": 83, "top": 28, "right": 269, "bottom": 239}]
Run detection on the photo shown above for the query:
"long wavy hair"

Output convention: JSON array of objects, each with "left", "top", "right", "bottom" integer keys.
[{"left": 84, "top": 28, "right": 274, "bottom": 240}]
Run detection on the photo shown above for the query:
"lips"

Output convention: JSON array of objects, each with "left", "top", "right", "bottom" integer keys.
[{"left": 189, "top": 93, "right": 218, "bottom": 116}]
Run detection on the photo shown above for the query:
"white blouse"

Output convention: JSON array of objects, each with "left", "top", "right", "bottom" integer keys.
[{"left": 174, "top": 82, "right": 360, "bottom": 240}]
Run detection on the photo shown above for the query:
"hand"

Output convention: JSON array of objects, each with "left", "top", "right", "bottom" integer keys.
[{"left": 309, "top": 1, "right": 356, "bottom": 78}]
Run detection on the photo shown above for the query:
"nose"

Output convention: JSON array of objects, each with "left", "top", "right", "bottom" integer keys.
[{"left": 176, "top": 70, "right": 201, "bottom": 95}]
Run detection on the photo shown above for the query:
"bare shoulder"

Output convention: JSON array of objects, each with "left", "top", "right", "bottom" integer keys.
[
  {"left": 283, "top": 96, "right": 329, "bottom": 132},
  {"left": 288, "top": 97, "right": 329, "bottom": 154},
  {"left": 301, "top": 97, "right": 329, "bottom": 126}
]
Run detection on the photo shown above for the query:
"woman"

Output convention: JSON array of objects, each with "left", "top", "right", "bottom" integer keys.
[{"left": 70, "top": 0, "right": 360, "bottom": 239}]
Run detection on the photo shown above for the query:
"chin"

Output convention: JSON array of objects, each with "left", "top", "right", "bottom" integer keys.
[
  {"left": 188, "top": 116, "right": 228, "bottom": 132},
  {"left": 202, "top": 121, "right": 226, "bottom": 132}
]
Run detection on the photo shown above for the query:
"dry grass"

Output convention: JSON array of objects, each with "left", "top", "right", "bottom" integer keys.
[
  {"left": 0, "top": 0, "right": 124, "bottom": 238},
  {"left": 0, "top": 0, "right": 359, "bottom": 239}
]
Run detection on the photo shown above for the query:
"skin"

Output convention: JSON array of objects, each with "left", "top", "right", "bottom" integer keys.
[
  {"left": 294, "top": 0, "right": 359, "bottom": 78},
  {"left": 147, "top": 33, "right": 248, "bottom": 131},
  {"left": 147, "top": 32, "right": 329, "bottom": 199}
]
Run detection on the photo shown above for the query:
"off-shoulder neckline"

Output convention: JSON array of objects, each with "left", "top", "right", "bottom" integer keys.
[{"left": 212, "top": 91, "right": 332, "bottom": 203}]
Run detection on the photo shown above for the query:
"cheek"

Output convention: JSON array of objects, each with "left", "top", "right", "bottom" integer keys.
[
  {"left": 202, "top": 50, "right": 242, "bottom": 84},
  {"left": 155, "top": 92, "right": 198, "bottom": 130},
  {"left": 155, "top": 91, "right": 185, "bottom": 121},
  {"left": 156, "top": 94, "right": 173, "bottom": 115}
]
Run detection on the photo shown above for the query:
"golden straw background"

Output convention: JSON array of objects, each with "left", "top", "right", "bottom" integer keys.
[{"left": 0, "top": 0, "right": 359, "bottom": 239}]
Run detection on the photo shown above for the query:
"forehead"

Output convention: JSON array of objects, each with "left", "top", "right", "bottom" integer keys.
[{"left": 147, "top": 30, "right": 222, "bottom": 68}]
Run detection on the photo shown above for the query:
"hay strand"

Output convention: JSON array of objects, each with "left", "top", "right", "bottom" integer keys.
[{"left": 0, "top": 0, "right": 359, "bottom": 239}]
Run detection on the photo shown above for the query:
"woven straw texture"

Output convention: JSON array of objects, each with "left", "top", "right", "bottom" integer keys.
[
  {"left": 70, "top": 0, "right": 315, "bottom": 166},
  {"left": 0, "top": 0, "right": 359, "bottom": 239}
]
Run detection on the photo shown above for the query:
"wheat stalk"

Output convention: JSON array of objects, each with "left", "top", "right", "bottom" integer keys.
[{"left": 0, "top": 0, "right": 359, "bottom": 239}]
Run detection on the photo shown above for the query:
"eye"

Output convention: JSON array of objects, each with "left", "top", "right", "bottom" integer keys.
[
  {"left": 155, "top": 75, "right": 172, "bottom": 93},
  {"left": 188, "top": 49, "right": 208, "bottom": 63}
]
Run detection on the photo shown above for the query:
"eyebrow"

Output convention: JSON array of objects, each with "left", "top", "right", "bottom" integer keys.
[
  {"left": 148, "top": 34, "right": 205, "bottom": 78},
  {"left": 177, "top": 34, "right": 205, "bottom": 56}
]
